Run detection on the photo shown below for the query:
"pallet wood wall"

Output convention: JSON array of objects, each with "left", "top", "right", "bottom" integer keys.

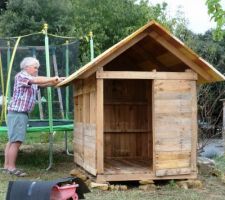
[
  {"left": 73, "top": 75, "right": 97, "bottom": 175},
  {"left": 153, "top": 79, "right": 197, "bottom": 177},
  {"left": 73, "top": 70, "right": 197, "bottom": 180}
]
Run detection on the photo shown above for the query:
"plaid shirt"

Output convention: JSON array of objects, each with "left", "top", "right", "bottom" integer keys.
[{"left": 8, "top": 71, "right": 38, "bottom": 113}]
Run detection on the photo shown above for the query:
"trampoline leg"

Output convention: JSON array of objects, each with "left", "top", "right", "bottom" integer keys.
[
  {"left": 46, "top": 132, "right": 54, "bottom": 170},
  {"left": 64, "top": 131, "right": 73, "bottom": 156}
]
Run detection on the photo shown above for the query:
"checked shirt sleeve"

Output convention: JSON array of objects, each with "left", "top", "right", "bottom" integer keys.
[{"left": 16, "top": 73, "right": 34, "bottom": 88}]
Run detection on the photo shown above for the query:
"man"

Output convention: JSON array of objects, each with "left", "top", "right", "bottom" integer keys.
[{"left": 2, "top": 57, "right": 65, "bottom": 176}]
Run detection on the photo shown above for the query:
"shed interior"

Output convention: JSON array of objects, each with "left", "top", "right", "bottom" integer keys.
[{"left": 104, "top": 79, "right": 153, "bottom": 174}]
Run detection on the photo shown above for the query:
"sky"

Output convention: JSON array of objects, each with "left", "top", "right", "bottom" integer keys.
[{"left": 150, "top": 0, "right": 225, "bottom": 34}]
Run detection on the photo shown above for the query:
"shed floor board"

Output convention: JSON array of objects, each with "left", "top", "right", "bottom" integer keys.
[{"left": 104, "top": 158, "right": 152, "bottom": 174}]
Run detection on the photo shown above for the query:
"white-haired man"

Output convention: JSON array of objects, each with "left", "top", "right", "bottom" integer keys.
[{"left": 2, "top": 57, "right": 65, "bottom": 176}]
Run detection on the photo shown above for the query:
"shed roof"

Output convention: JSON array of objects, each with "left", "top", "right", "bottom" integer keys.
[{"left": 58, "top": 20, "right": 225, "bottom": 86}]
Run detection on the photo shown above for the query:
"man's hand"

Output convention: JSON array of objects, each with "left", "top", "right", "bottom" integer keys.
[
  {"left": 51, "top": 76, "right": 66, "bottom": 87},
  {"left": 58, "top": 77, "right": 66, "bottom": 82},
  {"left": 54, "top": 76, "right": 66, "bottom": 84}
]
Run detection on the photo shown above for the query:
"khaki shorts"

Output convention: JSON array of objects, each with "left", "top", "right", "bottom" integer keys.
[{"left": 7, "top": 111, "right": 28, "bottom": 142}]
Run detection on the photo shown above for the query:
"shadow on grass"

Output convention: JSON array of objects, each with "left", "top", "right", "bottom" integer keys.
[{"left": 0, "top": 143, "right": 74, "bottom": 171}]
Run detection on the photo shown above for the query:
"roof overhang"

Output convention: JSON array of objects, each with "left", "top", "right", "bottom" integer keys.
[{"left": 57, "top": 20, "right": 225, "bottom": 87}]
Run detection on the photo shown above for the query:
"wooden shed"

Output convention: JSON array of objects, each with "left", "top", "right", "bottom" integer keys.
[{"left": 58, "top": 21, "right": 225, "bottom": 182}]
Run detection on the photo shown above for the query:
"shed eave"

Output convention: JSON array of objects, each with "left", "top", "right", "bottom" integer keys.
[{"left": 57, "top": 20, "right": 225, "bottom": 87}]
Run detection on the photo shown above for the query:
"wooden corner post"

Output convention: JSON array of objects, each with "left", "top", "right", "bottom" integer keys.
[{"left": 96, "top": 68, "right": 104, "bottom": 173}]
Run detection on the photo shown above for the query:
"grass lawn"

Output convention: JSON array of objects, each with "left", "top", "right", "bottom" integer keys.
[{"left": 1, "top": 132, "right": 225, "bottom": 200}]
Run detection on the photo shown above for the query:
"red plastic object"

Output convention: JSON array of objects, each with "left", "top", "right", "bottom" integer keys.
[{"left": 50, "top": 183, "right": 79, "bottom": 200}]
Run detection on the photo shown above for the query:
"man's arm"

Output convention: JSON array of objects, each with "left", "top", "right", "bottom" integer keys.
[
  {"left": 30, "top": 76, "right": 65, "bottom": 87},
  {"left": 29, "top": 76, "right": 59, "bottom": 85},
  {"left": 38, "top": 82, "right": 58, "bottom": 87}
]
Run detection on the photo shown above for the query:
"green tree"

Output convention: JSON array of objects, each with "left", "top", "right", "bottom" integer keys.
[
  {"left": 206, "top": 0, "right": 225, "bottom": 40},
  {"left": 0, "top": 0, "right": 73, "bottom": 45},
  {"left": 0, "top": 0, "right": 8, "bottom": 13},
  {"left": 69, "top": 0, "right": 186, "bottom": 63},
  {"left": 0, "top": 0, "right": 188, "bottom": 62},
  {"left": 70, "top": 0, "right": 157, "bottom": 60}
]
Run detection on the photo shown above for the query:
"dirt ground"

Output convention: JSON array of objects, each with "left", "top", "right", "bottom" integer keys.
[{"left": 1, "top": 143, "right": 225, "bottom": 200}]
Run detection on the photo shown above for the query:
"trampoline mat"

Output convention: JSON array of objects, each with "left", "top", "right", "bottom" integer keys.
[{"left": 0, "top": 120, "right": 74, "bottom": 133}]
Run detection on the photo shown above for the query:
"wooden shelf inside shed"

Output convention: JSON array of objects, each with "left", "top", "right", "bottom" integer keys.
[
  {"left": 104, "top": 101, "right": 148, "bottom": 105},
  {"left": 104, "top": 129, "right": 150, "bottom": 133},
  {"left": 104, "top": 158, "right": 152, "bottom": 174}
]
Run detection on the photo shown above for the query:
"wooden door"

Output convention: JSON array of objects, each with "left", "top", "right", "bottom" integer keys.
[{"left": 152, "top": 80, "right": 197, "bottom": 177}]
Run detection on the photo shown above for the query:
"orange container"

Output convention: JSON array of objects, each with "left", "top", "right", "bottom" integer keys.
[{"left": 50, "top": 183, "right": 79, "bottom": 200}]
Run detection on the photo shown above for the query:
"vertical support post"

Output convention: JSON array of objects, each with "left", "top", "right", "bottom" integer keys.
[
  {"left": 89, "top": 32, "right": 94, "bottom": 61},
  {"left": 44, "top": 23, "right": 53, "bottom": 132},
  {"left": 43, "top": 23, "right": 54, "bottom": 170},
  {"left": 64, "top": 40, "right": 73, "bottom": 155},
  {"left": 96, "top": 68, "right": 104, "bottom": 174},
  {"left": 65, "top": 40, "right": 69, "bottom": 119},
  {"left": 52, "top": 47, "right": 65, "bottom": 119},
  {"left": 152, "top": 80, "right": 156, "bottom": 174},
  {"left": 191, "top": 81, "right": 198, "bottom": 173},
  {"left": 32, "top": 48, "right": 44, "bottom": 120},
  {"left": 7, "top": 41, "right": 11, "bottom": 100}
]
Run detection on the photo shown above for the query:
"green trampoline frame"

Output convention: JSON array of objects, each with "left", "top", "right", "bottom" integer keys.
[
  {"left": 0, "top": 119, "right": 74, "bottom": 169},
  {"left": 0, "top": 120, "right": 74, "bottom": 133}
]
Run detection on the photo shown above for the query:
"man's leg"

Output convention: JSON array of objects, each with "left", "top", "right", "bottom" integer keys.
[
  {"left": 4, "top": 142, "right": 11, "bottom": 169},
  {"left": 6, "top": 141, "right": 22, "bottom": 170}
]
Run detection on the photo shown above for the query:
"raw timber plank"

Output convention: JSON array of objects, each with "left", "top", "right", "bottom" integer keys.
[
  {"left": 156, "top": 168, "right": 192, "bottom": 177},
  {"left": 104, "top": 158, "right": 151, "bottom": 174},
  {"left": 96, "top": 74, "right": 104, "bottom": 173},
  {"left": 90, "top": 92, "right": 96, "bottom": 123},
  {"left": 156, "top": 159, "right": 190, "bottom": 169},
  {"left": 74, "top": 123, "right": 84, "bottom": 166},
  {"left": 155, "top": 116, "right": 192, "bottom": 127},
  {"left": 190, "top": 81, "right": 198, "bottom": 172},
  {"left": 155, "top": 142, "right": 191, "bottom": 152},
  {"left": 83, "top": 123, "right": 96, "bottom": 137},
  {"left": 154, "top": 92, "right": 192, "bottom": 100},
  {"left": 96, "top": 71, "right": 197, "bottom": 80},
  {"left": 156, "top": 151, "right": 191, "bottom": 161},
  {"left": 96, "top": 172, "right": 197, "bottom": 182},
  {"left": 83, "top": 93, "right": 90, "bottom": 123},
  {"left": 154, "top": 80, "right": 192, "bottom": 92}
]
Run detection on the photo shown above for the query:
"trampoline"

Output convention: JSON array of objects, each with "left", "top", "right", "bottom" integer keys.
[
  {"left": 0, "top": 119, "right": 74, "bottom": 169},
  {"left": 0, "top": 119, "right": 73, "bottom": 133},
  {"left": 0, "top": 23, "right": 88, "bottom": 170}
]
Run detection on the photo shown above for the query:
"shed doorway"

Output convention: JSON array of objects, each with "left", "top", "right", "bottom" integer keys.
[{"left": 104, "top": 79, "right": 153, "bottom": 174}]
